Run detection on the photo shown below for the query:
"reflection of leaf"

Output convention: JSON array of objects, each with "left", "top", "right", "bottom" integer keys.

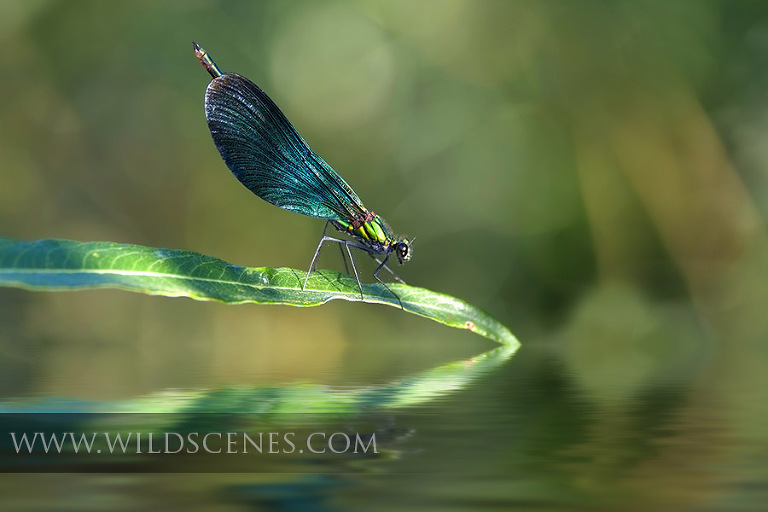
[
  {"left": 0, "top": 238, "right": 519, "bottom": 346},
  {"left": 0, "top": 345, "right": 516, "bottom": 469},
  {"left": 0, "top": 344, "right": 517, "bottom": 416}
]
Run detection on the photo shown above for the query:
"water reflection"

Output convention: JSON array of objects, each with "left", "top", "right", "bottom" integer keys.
[
  {"left": 1, "top": 319, "right": 768, "bottom": 511},
  {"left": 0, "top": 343, "right": 518, "bottom": 476},
  {"left": 0, "top": 343, "right": 517, "bottom": 416}
]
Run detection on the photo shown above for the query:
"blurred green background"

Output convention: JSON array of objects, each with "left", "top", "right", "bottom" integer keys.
[{"left": 2, "top": 0, "right": 768, "bottom": 510}]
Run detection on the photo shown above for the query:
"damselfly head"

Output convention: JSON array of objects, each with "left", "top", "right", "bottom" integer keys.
[{"left": 394, "top": 239, "right": 412, "bottom": 264}]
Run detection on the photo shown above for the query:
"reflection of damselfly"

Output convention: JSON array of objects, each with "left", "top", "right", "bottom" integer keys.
[{"left": 194, "top": 42, "right": 412, "bottom": 306}]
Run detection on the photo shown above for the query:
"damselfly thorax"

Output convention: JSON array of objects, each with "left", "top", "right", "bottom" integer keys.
[{"left": 332, "top": 211, "right": 392, "bottom": 250}]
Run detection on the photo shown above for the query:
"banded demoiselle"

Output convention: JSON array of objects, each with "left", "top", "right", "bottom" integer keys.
[{"left": 193, "top": 42, "right": 412, "bottom": 305}]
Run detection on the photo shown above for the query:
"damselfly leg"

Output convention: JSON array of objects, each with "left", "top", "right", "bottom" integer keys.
[{"left": 303, "top": 222, "right": 405, "bottom": 308}]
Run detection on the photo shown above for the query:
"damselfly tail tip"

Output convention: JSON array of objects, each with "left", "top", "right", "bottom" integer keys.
[
  {"left": 192, "top": 41, "right": 204, "bottom": 59},
  {"left": 193, "top": 41, "right": 223, "bottom": 79}
]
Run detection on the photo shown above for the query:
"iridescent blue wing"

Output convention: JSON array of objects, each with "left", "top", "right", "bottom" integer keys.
[{"left": 203, "top": 73, "right": 367, "bottom": 221}]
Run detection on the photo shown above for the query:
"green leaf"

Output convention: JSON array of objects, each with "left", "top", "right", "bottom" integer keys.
[{"left": 0, "top": 238, "right": 519, "bottom": 347}]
